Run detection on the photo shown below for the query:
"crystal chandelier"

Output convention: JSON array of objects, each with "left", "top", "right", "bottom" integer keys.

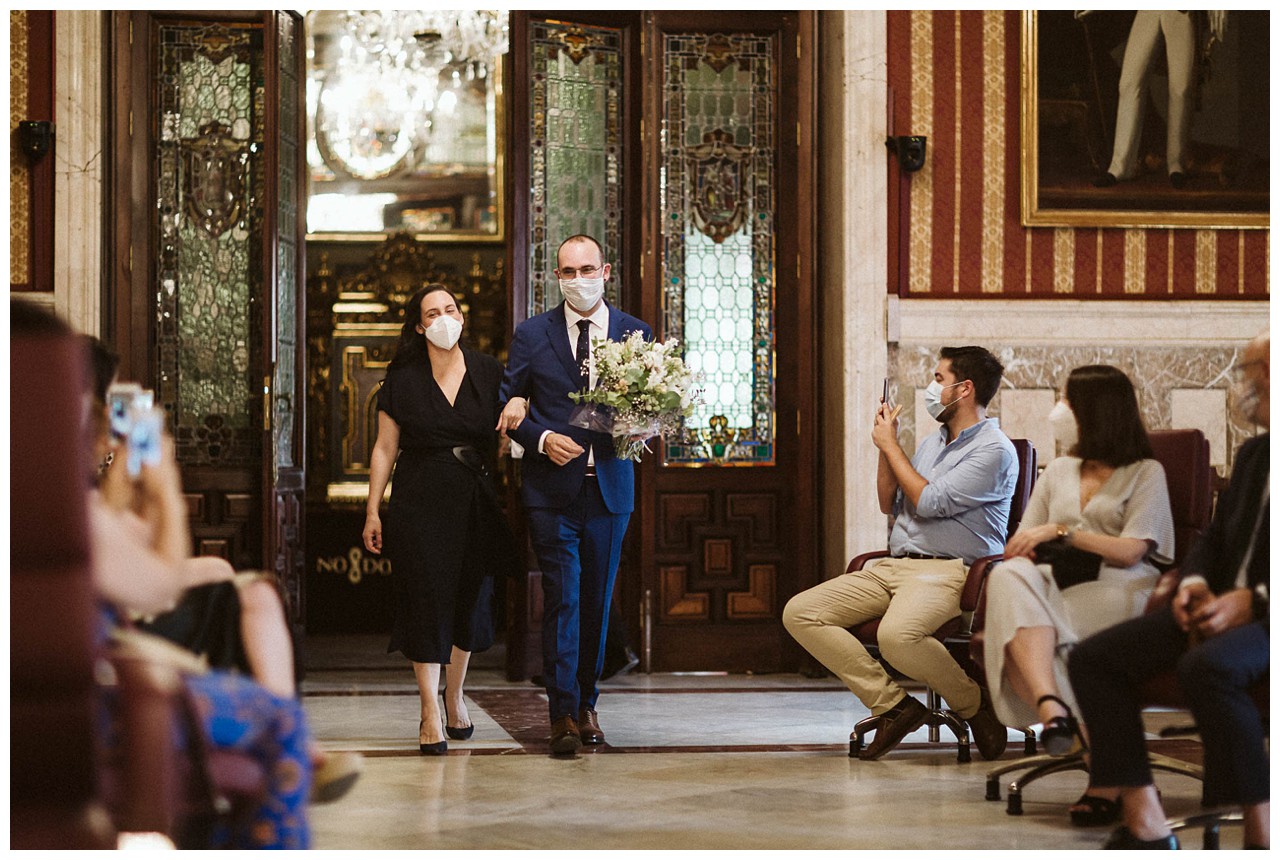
[{"left": 315, "top": 10, "right": 508, "bottom": 181}]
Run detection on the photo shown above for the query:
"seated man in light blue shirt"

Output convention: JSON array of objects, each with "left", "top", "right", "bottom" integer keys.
[{"left": 784, "top": 346, "right": 1017, "bottom": 760}]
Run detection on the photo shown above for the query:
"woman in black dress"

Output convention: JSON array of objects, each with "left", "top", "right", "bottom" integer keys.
[{"left": 363, "top": 285, "right": 522, "bottom": 754}]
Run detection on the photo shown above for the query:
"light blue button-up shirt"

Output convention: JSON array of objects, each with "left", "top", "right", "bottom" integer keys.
[{"left": 888, "top": 417, "right": 1017, "bottom": 565}]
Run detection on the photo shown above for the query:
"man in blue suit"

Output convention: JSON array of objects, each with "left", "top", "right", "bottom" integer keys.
[{"left": 499, "top": 234, "right": 652, "bottom": 755}]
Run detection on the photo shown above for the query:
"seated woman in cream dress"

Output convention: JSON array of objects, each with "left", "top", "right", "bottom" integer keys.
[{"left": 983, "top": 365, "right": 1173, "bottom": 826}]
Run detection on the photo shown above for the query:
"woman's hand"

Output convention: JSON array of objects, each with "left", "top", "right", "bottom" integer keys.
[
  {"left": 363, "top": 512, "right": 383, "bottom": 554},
  {"left": 496, "top": 397, "right": 528, "bottom": 435},
  {"left": 1003, "top": 522, "right": 1063, "bottom": 560}
]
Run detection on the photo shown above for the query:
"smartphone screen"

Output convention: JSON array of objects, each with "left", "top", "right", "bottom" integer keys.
[
  {"left": 126, "top": 407, "right": 163, "bottom": 477},
  {"left": 106, "top": 383, "right": 143, "bottom": 439}
]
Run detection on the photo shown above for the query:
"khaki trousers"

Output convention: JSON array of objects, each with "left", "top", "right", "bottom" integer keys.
[{"left": 783, "top": 557, "right": 980, "bottom": 718}]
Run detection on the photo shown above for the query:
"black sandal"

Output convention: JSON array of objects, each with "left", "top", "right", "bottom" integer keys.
[
  {"left": 1037, "top": 694, "right": 1086, "bottom": 757},
  {"left": 1069, "top": 792, "right": 1120, "bottom": 827}
]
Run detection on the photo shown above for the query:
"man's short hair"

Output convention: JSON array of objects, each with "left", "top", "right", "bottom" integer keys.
[
  {"left": 939, "top": 346, "right": 1004, "bottom": 407},
  {"left": 557, "top": 234, "right": 605, "bottom": 265}
]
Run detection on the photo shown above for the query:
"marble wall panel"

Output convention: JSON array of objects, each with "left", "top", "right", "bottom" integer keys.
[
  {"left": 1171, "top": 389, "right": 1230, "bottom": 468},
  {"left": 998, "top": 388, "right": 1058, "bottom": 465},
  {"left": 891, "top": 344, "right": 1259, "bottom": 475}
]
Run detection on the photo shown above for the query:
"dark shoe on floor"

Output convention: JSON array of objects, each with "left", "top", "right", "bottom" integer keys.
[
  {"left": 419, "top": 721, "right": 447, "bottom": 756},
  {"left": 966, "top": 690, "right": 1009, "bottom": 761},
  {"left": 549, "top": 716, "right": 582, "bottom": 756},
  {"left": 1070, "top": 792, "right": 1121, "bottom": 827},
  {"left": 859, "top": 695, "right": 929, "bottom": 760},
  {"left": 1169, "top": 171, "right": 1187, "bottom": 189},
  {"left": 1103, "top": 825, "right": 1178, "bottom": 849},
  {"left": 1093, "top": 172, "right": 1118, "bottom": 188},
  {"left": 578, "top": 708, "right": 605, "bottom": 745},
  {"left": 445, "top": 723, "right": 474, "bottom": 741}
]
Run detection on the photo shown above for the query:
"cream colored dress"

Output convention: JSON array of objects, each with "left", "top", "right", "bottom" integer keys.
[{"left": 982, "top": 456, "right": 1174, "bottom": 729}]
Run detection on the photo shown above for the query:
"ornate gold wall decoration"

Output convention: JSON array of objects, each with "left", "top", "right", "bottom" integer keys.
[{"left": 10, "top": 10, "right": 30, "bottom": 286}]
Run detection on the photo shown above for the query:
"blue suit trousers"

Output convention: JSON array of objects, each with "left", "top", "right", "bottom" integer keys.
[{"left": 527, "top": 477, "right": 630, "bottom": 721}]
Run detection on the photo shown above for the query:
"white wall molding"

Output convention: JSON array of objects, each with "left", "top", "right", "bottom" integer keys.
[{"left": 897, "top": 299, "right": 1268, "bottom": 347}]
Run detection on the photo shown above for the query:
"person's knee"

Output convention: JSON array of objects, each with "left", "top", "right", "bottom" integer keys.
[
  {"left": 782, "top": 592, "right": 815, "bottom": 633},
  {"left": 877, "top": 618, "right": 932, "bottom": 665},
  {"left": 239, "top": 577, "right": 285, "bottom": 616}
]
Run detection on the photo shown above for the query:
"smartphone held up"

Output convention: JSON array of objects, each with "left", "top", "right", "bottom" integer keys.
[{"left": 106, "top": 382, "right": 164, "bottom": 477}]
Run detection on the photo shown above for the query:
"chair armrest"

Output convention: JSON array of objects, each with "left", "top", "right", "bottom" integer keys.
[
  {"left": 962, "top": 554, "right": 1003, "bottom": 616},
  {"left": 847, "top": 550, "right": 892, "bottom": 573}
]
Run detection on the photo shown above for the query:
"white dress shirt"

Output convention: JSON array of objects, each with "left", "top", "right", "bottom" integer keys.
[{"left": 538, "top": 302, "right": 610, "bottom": 466}]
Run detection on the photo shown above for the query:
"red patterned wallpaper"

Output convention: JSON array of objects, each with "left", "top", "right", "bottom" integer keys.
[{"left": 887, "top": 10, "right": 1269, "bottom": 299}]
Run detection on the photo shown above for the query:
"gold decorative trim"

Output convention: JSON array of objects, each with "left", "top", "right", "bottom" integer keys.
[
  {"left": 980, "top": 11, "right": 1005, "bottom": 293},
  {"left": 11, "top": 10, "right": 30, "bottom": 286},
  {"left": 341, "top": 345, "right": 390, "bottom": 475},
  {"left": 907, "top": 10, "right": 934, "bottom": 293},
  {"left": 326, "top": 481, "right": 390, "bottom": 505}
]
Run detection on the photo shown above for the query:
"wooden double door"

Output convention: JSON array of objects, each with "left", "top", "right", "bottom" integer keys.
[{"left": 509, "top": 11, "right": 819, "bottom": 673}]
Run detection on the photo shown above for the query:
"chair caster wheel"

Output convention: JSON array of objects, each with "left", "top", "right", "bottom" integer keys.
[
  {"left": 957, "top": 746, "right": 971, "bottom": 764},
  {"left": 1007, "top": 794, "right": 1023, "bottom": 816},
  {"left": 985, "top": 779, "right": 1001, "bottom": 802}
]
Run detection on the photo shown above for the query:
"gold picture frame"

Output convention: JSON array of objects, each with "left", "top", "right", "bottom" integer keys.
[{"left": 1021, "top": 11, "right": 1268, "bottom": 230}]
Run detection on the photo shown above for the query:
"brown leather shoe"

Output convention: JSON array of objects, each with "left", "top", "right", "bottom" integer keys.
[
  {"left": 578, "top": 708, "right": 605, "bottom": 745},
  {"left": 966, "top": 689, "right": 1009, "bottom": 761},
  {"left": 859, "top": 695, "right": 929, "bottom": 760},
  {"left": 549, "top": 716, "right": 581, "bottom": 756}
]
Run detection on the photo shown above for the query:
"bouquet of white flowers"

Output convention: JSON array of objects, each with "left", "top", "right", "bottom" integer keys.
[{"left": 569, "top": 330, "right": 703, "bottom": 462}]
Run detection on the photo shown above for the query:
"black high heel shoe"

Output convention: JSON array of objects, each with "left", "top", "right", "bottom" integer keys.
[
  {"left": 1069, "top": 792, "right": 1121, "bottom": 827},
  {"left": 443, "top": 688, "right": 474, "bottom": 741},
  {"left": 419, "top": 720, "right": 447, "bottom": 756},
  {"left": 1037, "top": 694, "right": 1086, "bottom": 757}
]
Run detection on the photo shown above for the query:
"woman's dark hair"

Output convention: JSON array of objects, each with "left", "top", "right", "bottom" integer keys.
[
  {"left": 84, "top": 335, "right": 120, "bottom": 404},
  {"left": 388, "top": 284, "right": 458, "bottom": 371},
  {"left": 1065, "top": 364, "right": 1153, "bottom": 467}
]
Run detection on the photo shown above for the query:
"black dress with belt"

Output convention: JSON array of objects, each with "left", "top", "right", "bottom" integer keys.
[{"left": 377, "top": 347, "right": 517, "bottom": 664}]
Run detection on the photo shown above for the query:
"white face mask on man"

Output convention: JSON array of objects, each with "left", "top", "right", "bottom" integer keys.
[
  {"left": 559, "top": 277, "right": 605, "bottom": 313},
  {"left": 923, "top": 380, "right": 964, "bottom": 422},
  {"left": 423, "top": 314, "right": 462, "bottom": 350},
  {"left": 1048, "top": 400, "right": 1079, "bottom": 450}
]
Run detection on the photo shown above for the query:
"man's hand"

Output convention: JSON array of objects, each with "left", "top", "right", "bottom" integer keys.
[
  {"left": 1189, "top": 588, "right": 1253, "bottom": 639},
  {"left": 1003, "top": 522, "right": 1062, "bottom": 561},
  {"left": 1172, "top": 580, "right": 1211, "bottom": 631},
  {"left": 871, "top": 402, "right": 903, "bottom": 452},
  {"left": 496, "top": 397, "right": 528, "bottom": 435},
  {"left": 544, "top": 433, "right": 585, "bottom": 466}
]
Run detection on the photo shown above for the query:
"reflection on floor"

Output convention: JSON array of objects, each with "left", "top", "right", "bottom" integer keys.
[{"left": 302, "top": 635, "right": 1221, "bottom": 850}]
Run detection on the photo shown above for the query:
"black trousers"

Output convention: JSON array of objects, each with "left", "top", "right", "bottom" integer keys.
[{"left": 1068, "top": 605, "right": 1269, "bottom": 808}]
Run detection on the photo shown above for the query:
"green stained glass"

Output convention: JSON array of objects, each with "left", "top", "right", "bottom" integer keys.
[
  {"left": 661, "top": 33, "right": 776, "bottom": 466},
  {"left": 528, "top": 21, "right": 624, "bottom": 317},
  {"left": 156, "top": 23, "right": 264, "bottom": 466}
]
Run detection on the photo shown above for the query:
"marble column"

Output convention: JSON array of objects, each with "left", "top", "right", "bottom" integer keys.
[
  {"left": 820, "top": 10, "right": 891, "bottom": 572},
  {"left": 53, "top": 10, "right": 103, "bottom": 336}
]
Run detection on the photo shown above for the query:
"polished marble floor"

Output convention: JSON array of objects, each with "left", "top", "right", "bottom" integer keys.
[{"left": 302, "top": 635, "right": 1222, "bottom": 851}]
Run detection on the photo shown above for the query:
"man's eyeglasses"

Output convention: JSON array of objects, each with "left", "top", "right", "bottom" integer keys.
[{"left": 558, "top": 265, "right": 601, "bottom": 278}]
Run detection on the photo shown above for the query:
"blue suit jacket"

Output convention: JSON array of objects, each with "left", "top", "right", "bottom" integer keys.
[{"left": 500, "top": 301, "right": 653, "bottom": 513}]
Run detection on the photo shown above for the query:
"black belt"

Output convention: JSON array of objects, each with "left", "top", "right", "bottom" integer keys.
[
  {"left": 894, "top": 552, "right": 957, "bottom": 561},
  {"left": 408, "top": 445, "right": 489, "bottom": 477}
]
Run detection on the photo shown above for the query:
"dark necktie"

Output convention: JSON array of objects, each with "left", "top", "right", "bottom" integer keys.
[{"left": 575, "top": 319, "right": 591, "bottom": 386}]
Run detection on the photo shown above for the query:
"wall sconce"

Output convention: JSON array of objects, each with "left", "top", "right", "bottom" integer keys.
[
  {"left": 18, "top": 121, "right": 54, "bottom": 162},
  {"left": 885, "top": 135, "right": 926, "bottom": 173}
]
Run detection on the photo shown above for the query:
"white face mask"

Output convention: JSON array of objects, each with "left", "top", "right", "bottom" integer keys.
[
  {"left": 559, "top": 277, "right": 605, "bottom": 313},
  {"left": 423, "top": 314, "right": 462, "bottom": 350},
  {"left": 1048, "top": 400, "right": 1079, "bottom": 450},
  {"left": 1229, "top": 376, "right": 1261, "bottom": 426},
  {"left": 923, "top": 380, "right": 964, "bottom": 422}
]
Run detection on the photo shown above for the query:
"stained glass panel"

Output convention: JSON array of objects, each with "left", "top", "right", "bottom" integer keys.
[
  {"left": 155, "top": 23, "right": 264, "bottom": 466},
  {"left": 661, "top": 33, "right": 776, "bottom": 465},
  {"left": 528, "top": 20, "right": 623, "bottom": 317}
]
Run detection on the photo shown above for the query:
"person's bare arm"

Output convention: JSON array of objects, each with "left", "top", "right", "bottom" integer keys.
[{"left": 363, "top": 411, "right": 400, "bottom": 554}]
